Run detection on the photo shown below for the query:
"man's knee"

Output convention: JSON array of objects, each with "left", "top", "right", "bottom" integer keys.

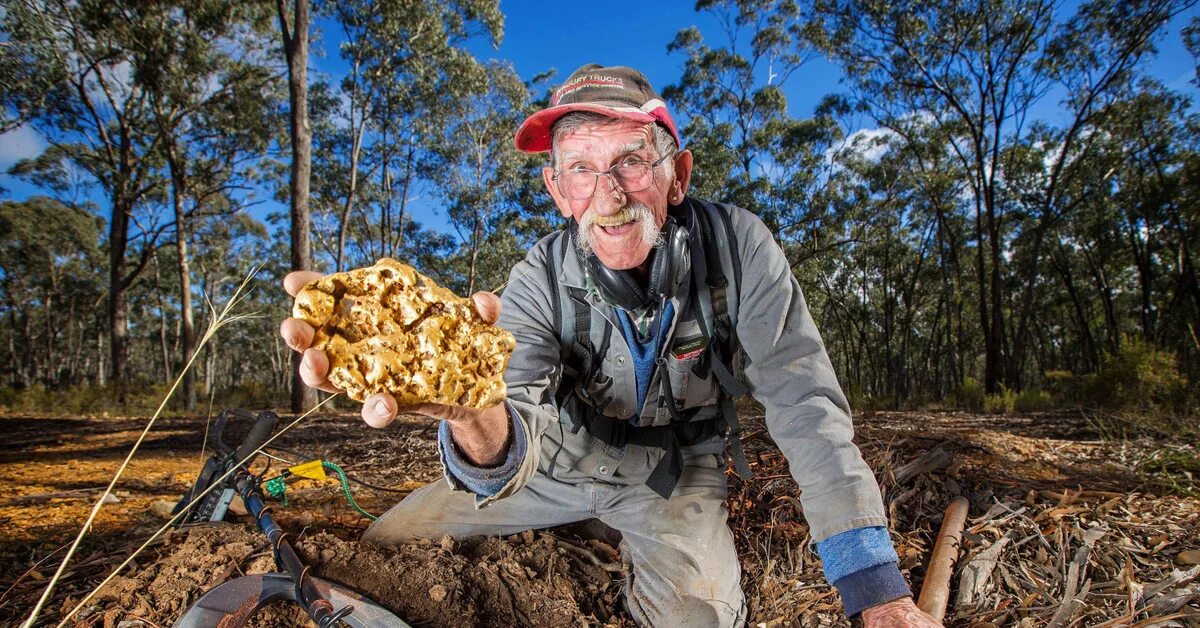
[
  {"left": 620, "top": 533, "right": 745, "bottom": 628},
  {"left": 361, "top": 480, "right": 464, "bottom": 545},
  {"left": 625, "top": 573, "right": 745, "bottom": 628}
]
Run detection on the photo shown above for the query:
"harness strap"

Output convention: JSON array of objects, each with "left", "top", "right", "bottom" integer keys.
[
  {"left": 577, "top": 410, "right": 721, "bottom": 500},
  {"left": 690, "top": 201, "right": 754, "bottom": 482},
  {"left": 550, "top": 232, "right": 574, "bottom": 409}
]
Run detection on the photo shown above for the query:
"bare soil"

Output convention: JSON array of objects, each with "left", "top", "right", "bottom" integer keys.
[{"left": 0, "top": 408, "right": 1196, "bottom": 627}]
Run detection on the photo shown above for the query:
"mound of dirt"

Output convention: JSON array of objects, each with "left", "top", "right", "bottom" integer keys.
[
  {"left": 296, "top": 530, "right": 623, "bottom": 627},
  {"left": 87, "top": 524, "right": 625, "bottom": 627},
  {"left": 90, "top": 525, "right": 263, "bottom": 620}
]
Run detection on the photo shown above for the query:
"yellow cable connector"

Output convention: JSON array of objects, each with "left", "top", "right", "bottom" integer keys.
[{"left": 288, "top": 460, "right": 327, "bottom": 481}]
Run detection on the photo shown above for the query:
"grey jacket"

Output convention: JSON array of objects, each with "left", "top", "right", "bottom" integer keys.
[{"left": 484, "top": 200, "right": 887, "bottom": 542}]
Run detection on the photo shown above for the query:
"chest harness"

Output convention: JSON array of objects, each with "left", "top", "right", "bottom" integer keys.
[{"left": 545, "top": 198, "right": 754, "bottom": 499}]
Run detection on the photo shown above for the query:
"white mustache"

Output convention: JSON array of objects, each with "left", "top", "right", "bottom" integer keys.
[{"left": 577, "top": 202, "right": 664, "bottom": 257}]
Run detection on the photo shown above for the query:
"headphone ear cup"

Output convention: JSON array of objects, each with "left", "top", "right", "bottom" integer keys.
[
  {"left": 647, "top": 242, "right": 671, "bottom": 301},
  {"left": 649, "top": 218, "right": 689, "bottom": 302}
]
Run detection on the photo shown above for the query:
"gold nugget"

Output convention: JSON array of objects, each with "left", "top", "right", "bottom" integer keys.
[{"left": 292, "top": 259, "right": 516, "bottom": 408}]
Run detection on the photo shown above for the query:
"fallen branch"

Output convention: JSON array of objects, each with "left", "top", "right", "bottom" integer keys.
[
  {"left": 0, "top": 488, "right": 109, "bottom": 507},
  {"left": 1149, "top": 582, "right": 1200, "bottom": 614},
  {"left": 893, "top": 446, "right": 953, "bottom": 485},
  {"left": 555, "top": 538, "right": 624, "bottom": 573}
]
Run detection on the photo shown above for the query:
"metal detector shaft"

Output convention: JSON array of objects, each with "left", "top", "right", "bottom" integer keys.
[{"left": 235, "top": 472, "right": 350, "bottom": 627}]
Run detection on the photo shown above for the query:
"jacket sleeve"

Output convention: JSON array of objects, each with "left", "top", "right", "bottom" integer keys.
[
  {"left": 456, "top": 235, "right": 564, "bottom": 507},
  {"left": 730, "top": 208, "right": 889, "bottom": 541}
]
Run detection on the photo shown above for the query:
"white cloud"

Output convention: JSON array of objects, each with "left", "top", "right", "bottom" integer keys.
[
  {"left": 845, "top": 126, "right": 897, "bottom": 162},
  {"left": 0, "top": 125, "right": 47, "bottom": 169}
]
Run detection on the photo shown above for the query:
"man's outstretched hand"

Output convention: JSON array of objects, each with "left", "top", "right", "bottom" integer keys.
[
  {"left": 279, "top": 269, "right": 510, "bottom": 466},
  {"left": 862, "top": 597, "right": 942, "bottom": 627}
]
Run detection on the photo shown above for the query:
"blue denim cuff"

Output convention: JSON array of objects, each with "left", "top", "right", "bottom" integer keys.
[
  {"left": 438, "top": 403, "right": 525, "bottom": 497},
  {"left": 832, "top": 561, "right": 911, "bottom": 617},
  {"left": 816, "top": 525, "right": 899, "bottom": 582}
]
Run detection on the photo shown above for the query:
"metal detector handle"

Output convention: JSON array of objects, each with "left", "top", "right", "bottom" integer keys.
[
  {"left": 208, "top": 408, "right": 255, "bottom": 456},
  {"left": 234, "top": 411, "right": 278, "bottom": 461}
]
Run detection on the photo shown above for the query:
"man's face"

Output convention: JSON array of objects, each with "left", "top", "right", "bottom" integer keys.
[{"left": 543, "top": 118, "right": 691, "bottom": 271}]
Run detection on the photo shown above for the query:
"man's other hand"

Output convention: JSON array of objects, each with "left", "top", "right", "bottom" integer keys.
[
  {"left": 279, "top": 268, "right": 506, "bottom": 459},
  {"left": 861, "top": 597, "right": 942, "bottom": 627}
]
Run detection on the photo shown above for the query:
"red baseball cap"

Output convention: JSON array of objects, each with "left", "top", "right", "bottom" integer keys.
[{"left": 514, "top": 63, "right": 681, "bottom": 153}]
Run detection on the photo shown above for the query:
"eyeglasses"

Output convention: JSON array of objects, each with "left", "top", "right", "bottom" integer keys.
[{"left": 552, "top": 150, "right": 676, "bottom": 200}]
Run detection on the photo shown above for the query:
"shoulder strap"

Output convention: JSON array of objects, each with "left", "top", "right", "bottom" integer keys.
[
  {"left": 548, "top": 230, "right": 579, "bottom": 409},
  {"left": 546, "top": 230, "right": 573, "bottom": 355},
  {"left": 549, "top": 228, "right": 616, "bottom": 420},
  {"left": 687, "top": 198, "right": 752, "bottom": 480}
]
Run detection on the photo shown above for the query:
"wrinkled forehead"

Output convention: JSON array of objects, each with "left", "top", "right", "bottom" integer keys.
[{"left": 553, "top": 118, "right": 657, "bottom": 157}]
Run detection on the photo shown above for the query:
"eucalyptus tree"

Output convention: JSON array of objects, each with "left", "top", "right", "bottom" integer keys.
[
  {"left": 428, "top": 61, "right": 531, "bottom": 294},
  {"left": 662, "top": 0, "right": 832, "bottom": 234},
  {"left": 0, "top": 197, "right": 105, "bottom": 388},
  {"left": 314, "top": 0, "right": 503, "bottom": 270},
  {"left": 1, "top": 0, "right": 173, "bottom": 393},
  {"left": 131, "top": 1, "right": 279, "bottom": 409},
  {"left": 189, "top": 212, "right": 283, "bottom": 397},
  {"left": 276, "top": 0, "right": 319, "bottom": 412},
  {"left": 809, "top": 0, "right": 1193, "bottom": 391},
  {"left": 1050, "top": 83, "right": 1200, "bottom": 371}
]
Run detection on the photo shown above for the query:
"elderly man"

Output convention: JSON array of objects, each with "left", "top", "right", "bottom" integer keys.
[{"left": 281, "top": 64, "right": 939, "bottom": 627}]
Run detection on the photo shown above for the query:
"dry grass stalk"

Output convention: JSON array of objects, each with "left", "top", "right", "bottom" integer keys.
[
  {"left": 21, "top": 268, "right": 265, "bottom": 628},
  {"left": 53, "top": 394, "right": 339, "bottom": 627}
]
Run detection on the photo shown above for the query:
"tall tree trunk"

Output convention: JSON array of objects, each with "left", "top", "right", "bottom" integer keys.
[
  {"left": 96, "top": 327, "right": 106, "bottom": 388},
  {"left": 278, "top": 0, "right": 317, "bottom": 413},
  {"left": 336, "top": 79, "right": 368, "bottom": 272},
  {"left": 165, "top": 137, "right": 197, "bottom": 410},
  {"left": 1051, "top": 244, "right": 1100, "bottom": 371},
  {"left": 109, "top": 196, "right": 131, "bottom": 399}
]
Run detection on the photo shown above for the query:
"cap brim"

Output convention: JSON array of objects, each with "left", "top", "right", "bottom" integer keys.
[{"left": 514, "top": 102, "right": 657, "bottom": 153}]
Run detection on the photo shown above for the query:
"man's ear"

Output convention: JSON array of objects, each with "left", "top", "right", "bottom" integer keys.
[
  {"left": 543, "top": 166, "right": 573, "bottom": 218},
  {"left": 671, "top": 149, "right": 694, "bottom": 201}
]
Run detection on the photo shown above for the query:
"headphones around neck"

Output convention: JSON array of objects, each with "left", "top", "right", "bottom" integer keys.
[{"left": 574, "top": 203, "right": 692, "bottom": 312}]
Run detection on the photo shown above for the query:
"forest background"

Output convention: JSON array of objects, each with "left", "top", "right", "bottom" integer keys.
[{"left": 1, "top": 0, "right": 1198, "bottom": 436}]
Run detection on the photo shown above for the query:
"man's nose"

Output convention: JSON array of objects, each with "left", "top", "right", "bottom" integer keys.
[{"left": 594, "top": 172, "right": 626, "bottom": 207}]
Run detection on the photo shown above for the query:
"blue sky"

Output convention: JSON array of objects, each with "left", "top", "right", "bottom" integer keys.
[{"left": 1, "top": 1, "right": 1197, "bottom": 232}]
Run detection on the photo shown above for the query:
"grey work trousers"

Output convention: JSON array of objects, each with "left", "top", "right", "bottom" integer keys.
[{"left": 362, "top": 451, "right": 746, "bottom": 627}]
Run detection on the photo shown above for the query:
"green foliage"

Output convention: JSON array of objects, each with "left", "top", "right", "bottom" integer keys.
[
  {"left": 1137, "top": 447, "right": 1200, "bottom": 496},
  {"left": 1043, "top": 370, "right": 1083, "bottom": 404},
  {"left": 983, "top": 385, "right": 1018, "bottom": 416},
  {"left": 1092, "top": 338, "right": 1187, "bottom": 411},
  {"left": 663, "top": 0, "right": 838, "bottom": 233},
  {"left": 0, "top": 384, "right": 173, "bottom": 417},
  {"left": 955, "top": 378, "right": 985, "bottom": 412},
  {"left": 1, "top": 0, "right": 1198, "bottom": 425},
  {"left": 1014, "top": 389, "right": 1055, "bottom": 413}
]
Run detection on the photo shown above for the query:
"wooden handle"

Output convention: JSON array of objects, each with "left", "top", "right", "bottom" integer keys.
[{"left": 916, "top": 496, "right": 970, "bottom": 621}]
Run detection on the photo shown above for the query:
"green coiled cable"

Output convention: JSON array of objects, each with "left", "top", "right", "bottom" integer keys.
[
  {"left": 321, "top": 461, "right": 377, "bottom": 521},
  {"left": 261, "top": 461, "right": 378, "bottom": 521}
]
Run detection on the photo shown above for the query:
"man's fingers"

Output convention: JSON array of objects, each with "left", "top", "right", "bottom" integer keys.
[
  {"left": 362, "top": 393, "right": 398, "bottom": 428},
  {"left": 284, "top": 270, "right": 324, "bottom": 297},
  {"left": 280, "top": 318, "right": 315, "bottom": 353},
  {"left": 472, "top": 291, "right": 502, "bottom": 324},
  {"left": 299, "top": 348, "right": 339, "bottom": 393}
]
